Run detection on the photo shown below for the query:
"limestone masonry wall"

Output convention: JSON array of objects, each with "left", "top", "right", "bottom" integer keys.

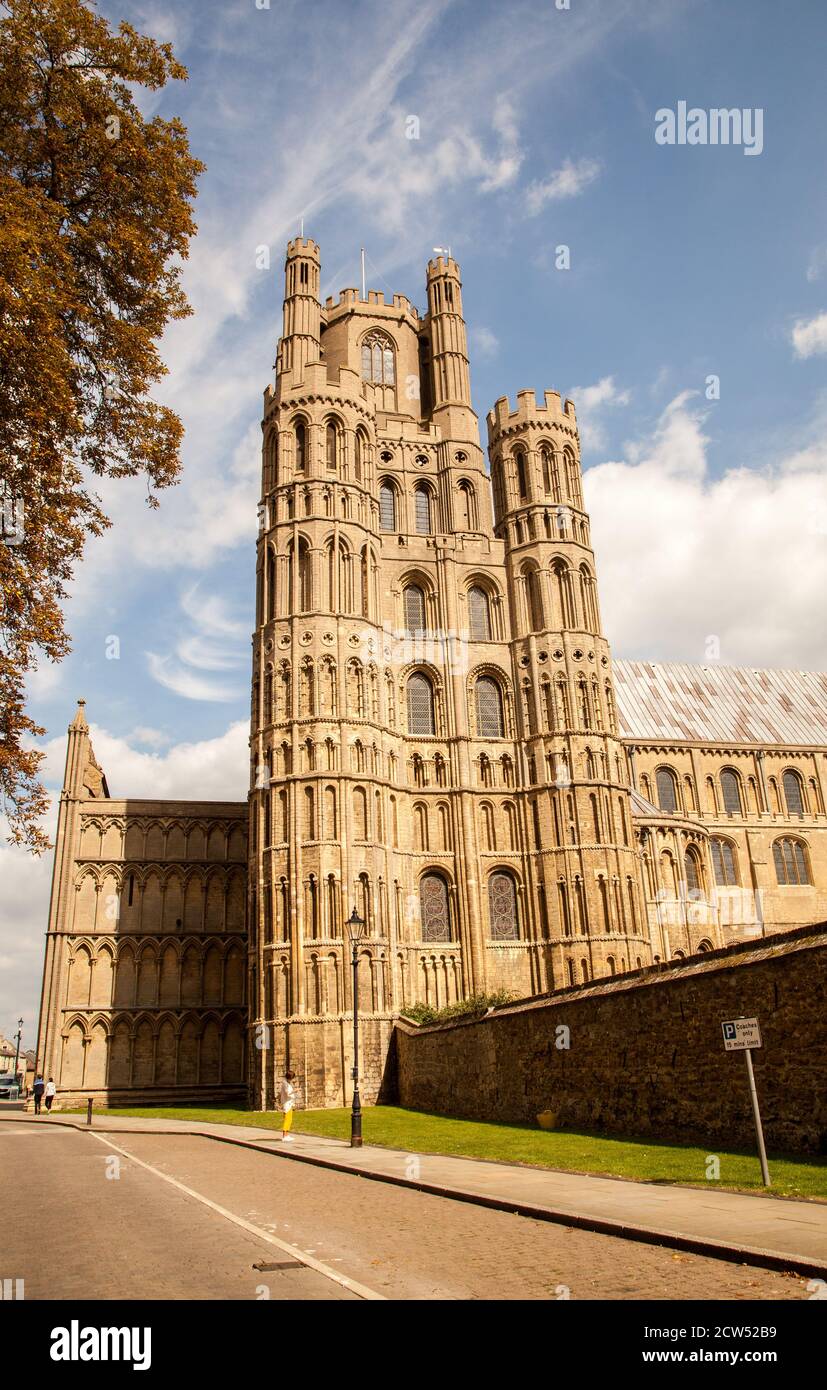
[{"left": 394, "top": 924, "right": 827, "bottom": 1154}]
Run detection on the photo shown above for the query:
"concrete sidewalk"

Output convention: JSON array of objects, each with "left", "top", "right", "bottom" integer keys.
[{"left": 5, "top": 1112, "right": 826, "bottom": 1277}]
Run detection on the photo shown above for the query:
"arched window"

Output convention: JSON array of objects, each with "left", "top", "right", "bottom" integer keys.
[
  {"left": 304, "top": 785, "right": 316, "bottom": 839},
  {"left": 360, "top": 545, "right": 371, "bottom": 618},
  {"left": 263, "top": 429, "right": 278, "bottom": 491},
  {"left": 404, "top": 584, "right": 426, "bottom": 634},
  {"left": 564, "top": 446, "right": 579, "bottom": 504},
  {"left": 475, "top": 676, "right": 504, "bottom": 738},
  {"left": 414, "top": 484, "right": 432, "bottom": 534},
  {"left": 684, "top": 849, "right": 701, "bottom": 894},
  {"left": 488, "top": 871, "right": 519, "bottom": 940},
  {"left": 457, "top": 480, "right": 477, "bottom": 530},
  {"left": 579, "top": 565, "right": 599, "bottom": 632},
  {"left": 711, "top": 837, "right": 738, "bottom": 886},
  {"left": 325, "top": 421, "right": 338, "bottom": 470},
  {"left": 407, "top": 671, "right": 435, "bottom": 736},
  {"left": 540, "top": 446, "right": 552, "bottom": 495},
  {"left": 266, "top": 546, "right": 277, "bottom": 623},
  {"left": 720, "top": 769, "right": 742, "bottom": 816},
  {"left": 293, "top": 420, "right": 308, "bottom": 472},
  {"left": 783, "top": 770, "right": 805, "bottom": 816},
  {"left": 656, "top": 767, "right": 678, "bottom": 814},
  {"left": 379, "top": 480, "right": 396, "bottom": 532},
  {"left": 514, "top": 449, "right": 528, "bottom": 500},
  {"left": 773, "top": 837, "right": 810, "bottom": 885},
  {"left": 468, "top": 586, "right": 491, "bottom": 641},
  {"left": 551, "top": 560, "right": 575, "bottom": 628},
  {"left": 522, "top": 564, "right": 543, "bottom": 632},
  {"left": 419, "top": 873, "right": 451, "bottom": 942},
  {"left": 361, "top": 330, "right": 395, "bottom": 385},
  {"left": 288, "top": 537, "right": 311, "bottom": 612}
]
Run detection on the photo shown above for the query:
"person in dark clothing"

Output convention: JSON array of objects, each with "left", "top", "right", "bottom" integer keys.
[{"left": 32, "top": 1074, "right": 45, "bottom": 1114}]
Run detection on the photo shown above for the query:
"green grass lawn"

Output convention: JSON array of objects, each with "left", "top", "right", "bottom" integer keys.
[{"left": 66, "top": 1102, "right": 827, "bottom": 1202}]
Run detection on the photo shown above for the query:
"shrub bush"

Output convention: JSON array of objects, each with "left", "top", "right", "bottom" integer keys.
[{"left": 400, "top": 989, "right": 516, "bottom": 1026}]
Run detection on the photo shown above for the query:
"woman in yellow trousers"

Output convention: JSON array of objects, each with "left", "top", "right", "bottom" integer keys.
[{"left": 278, "top": 1070, "right": 297, "bottom": 1141}]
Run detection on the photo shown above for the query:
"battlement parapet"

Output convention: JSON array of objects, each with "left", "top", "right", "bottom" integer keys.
[
  {"left": 285, "top": 237, "right": 320, "bottom": 261},
  {"left": 486, "top": 389, "right": 577, "bottom": 436},
  {"left": 426, "top": 255, "right": 461, "bottom": 280},
  {"left": 322, "top": 289, "right": 421, "bottom": 325}
]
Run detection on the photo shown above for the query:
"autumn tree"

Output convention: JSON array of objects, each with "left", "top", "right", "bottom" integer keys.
[{"left": 0, "top": 0, "right": 204, "bottom": 851}]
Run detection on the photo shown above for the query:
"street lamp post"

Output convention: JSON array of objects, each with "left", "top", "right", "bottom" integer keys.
[
  {"left": 12, "top": 1018, "right": 23, "bottom": 1086},
  {"left": 346, "top": 905, "right": 367, "bottom": 1147}
]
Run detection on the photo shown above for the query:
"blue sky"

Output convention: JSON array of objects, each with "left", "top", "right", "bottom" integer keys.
[{"left": 4, "top": 0, "right": 827, "bottom": 1039}]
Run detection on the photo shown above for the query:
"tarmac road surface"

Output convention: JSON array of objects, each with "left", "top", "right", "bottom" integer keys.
[{"left": 0, "top": 1122, "right": 811, "bottom": 1301}]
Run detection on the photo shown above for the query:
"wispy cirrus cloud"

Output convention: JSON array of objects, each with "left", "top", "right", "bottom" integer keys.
[
  {"left": 146, "top": 581, "right": 248, "bottom": 703},
  {"left": 525, "top": 157, "right": 602, "bottom": 215}
]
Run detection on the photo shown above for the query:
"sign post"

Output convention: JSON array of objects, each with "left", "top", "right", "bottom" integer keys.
[{"left": 721, "top": 1017, "right": 770, "bottom": 1187}]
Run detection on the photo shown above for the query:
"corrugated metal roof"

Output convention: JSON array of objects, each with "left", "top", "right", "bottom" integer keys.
[{"left": 614, "top": 660, "right": 827, "bottom": 747}]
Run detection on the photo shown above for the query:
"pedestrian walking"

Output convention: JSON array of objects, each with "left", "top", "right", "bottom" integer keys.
[
  {"left": 278, "top": 1070, "right": 298, "bottom": 1141},
  {"left": 32, "top": 1073, "right": 45, "bottom": 1115},
  {"left": 44, "top": 1077, "right": 56, "bottom": 1112}
]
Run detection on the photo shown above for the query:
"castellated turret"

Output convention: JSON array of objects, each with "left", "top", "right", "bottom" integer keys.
[
  {"left": 487, "top": 391, "right": 651, "bottom": 980},
  {"left": 248, "top": 241, "right": 653, "bottom": 1110}
]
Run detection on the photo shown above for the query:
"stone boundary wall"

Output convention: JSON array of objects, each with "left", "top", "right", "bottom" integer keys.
[{"left": 394, "top": 924, "right": 827, "bottom": 1155}]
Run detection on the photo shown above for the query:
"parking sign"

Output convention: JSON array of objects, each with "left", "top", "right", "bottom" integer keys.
[{"left": 721, "top": 1017, "right": 762, "bottom": 1051}]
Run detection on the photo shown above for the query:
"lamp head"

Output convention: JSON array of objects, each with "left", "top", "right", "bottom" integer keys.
[{"left": 346, "top": 905, "right": 366, "bottom": 944}]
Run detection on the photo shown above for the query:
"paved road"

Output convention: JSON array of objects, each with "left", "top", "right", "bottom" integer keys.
[
  {"left": 0, "top": 1121, "right": 811, "bottom": 1300},
  {"left": 0, "top": 1124, "right": 358, "bottom": 1300}
]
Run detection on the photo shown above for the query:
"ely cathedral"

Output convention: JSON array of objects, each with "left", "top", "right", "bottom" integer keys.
[{"left": 36, "top": 240, "right": 827, "bottom": 1109}]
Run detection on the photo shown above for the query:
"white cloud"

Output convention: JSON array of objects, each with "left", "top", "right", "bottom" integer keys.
[
  {"left": 791, "top": 311, "right": 827, "bottom": 359},
  {"left": 145, "top": 653, "right": 244, "bottom": 703},
  {"left": 479, "top": 96, "right": 524, "bottom": 193},
  {"left": 24, "top": 659, "right": 64, "bottom": 704},
  {"left": 470, "top": 326, "right": 499, "bottom": 359},
  {"left": 585, "top": 393, "right": 827, "bottom": 668},
  {"left": 806, "top": 246, "right": 827, "bottom": 282},
  {"left": 569, "top": 375, "right": 631, "bottom": 452},
  {"left": 525, "top": 157, "right": 602, "bottom": 215},
  {"left": 128, "top": 726, "right": 173, "bottom": 749},
  {"left": 83, "top": 719, "right": 249, "bottom": 802},
  {"left": 145, "top": 582, "right": 249, "bottom": 702}
]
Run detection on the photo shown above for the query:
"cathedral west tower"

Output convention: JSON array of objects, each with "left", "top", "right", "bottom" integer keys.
[
  {"left": 248, "top": 240, "right": 652, "bottom": 1109},
  {"left": 33, "top": 239, "right": 827, "bottom": 1112}
]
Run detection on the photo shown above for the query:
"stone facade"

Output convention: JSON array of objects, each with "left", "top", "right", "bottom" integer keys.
[
  {"left": 621, "top": 698, "right": 827, "bottom": 957},
  {"left": 36, "top": 704, "right": 248, "bottom": 1107},
  {"left": 394, "top": 923, "right": 827, "bottom": 1155},
  {"left": 34, "top": 240, "right": 827, "bottom": 1111},
  {"left": 248, "top": 241, "right": 650, "bottom": 1110}
]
